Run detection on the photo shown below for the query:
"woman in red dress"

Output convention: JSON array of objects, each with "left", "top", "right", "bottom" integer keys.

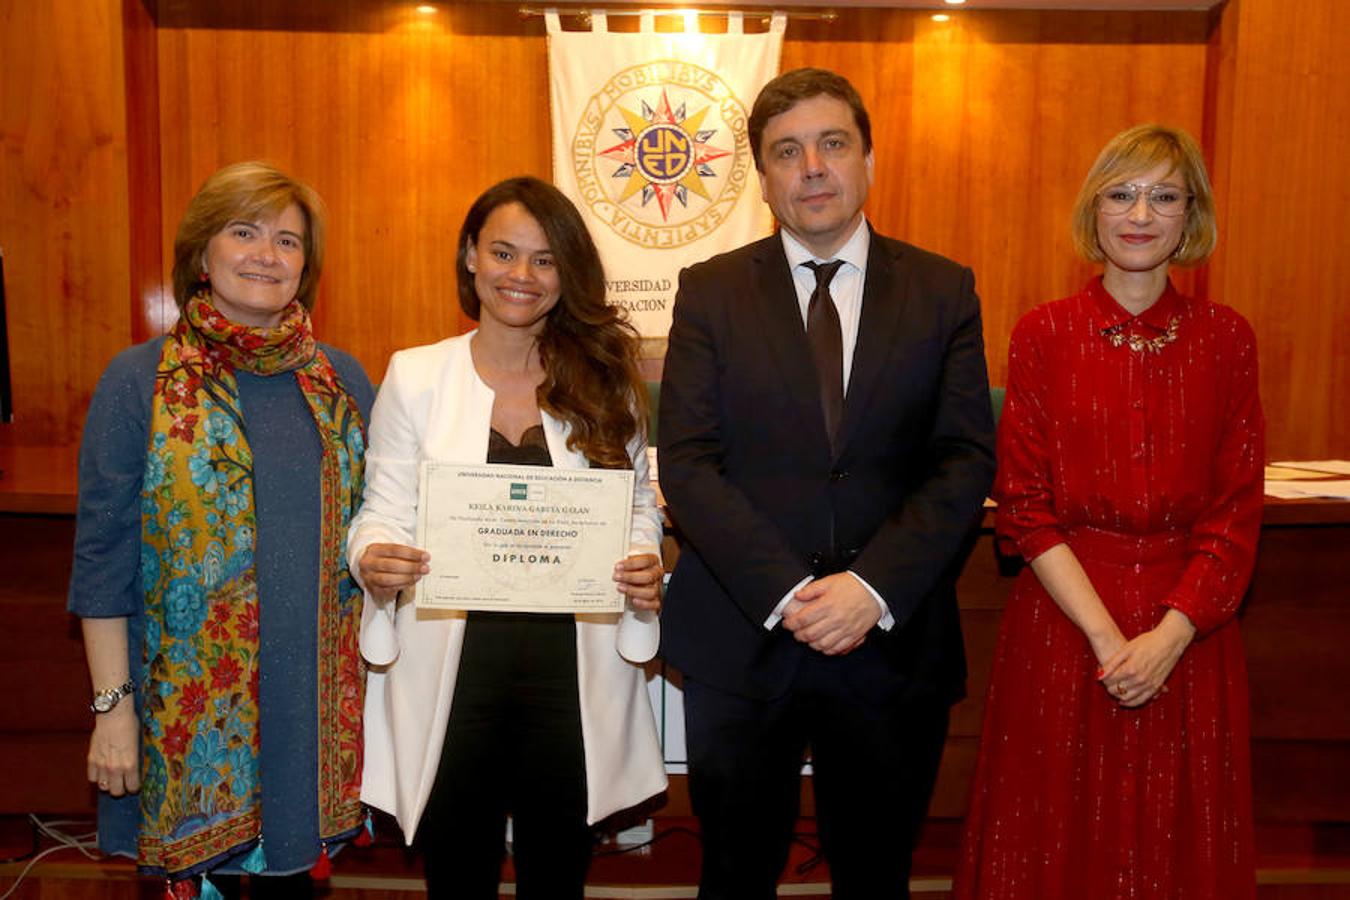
[{"left": 955, "top": 124, "right": 1263, "bottom": 899}]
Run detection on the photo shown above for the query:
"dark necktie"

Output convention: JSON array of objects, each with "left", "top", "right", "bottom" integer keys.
[{"left": 804, "top": 260, "right": 845, "bottom": 449}]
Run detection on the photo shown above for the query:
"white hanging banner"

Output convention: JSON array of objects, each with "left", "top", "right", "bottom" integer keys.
[{"left": 548, "top": 9, "right": 785, "bottom": 340}]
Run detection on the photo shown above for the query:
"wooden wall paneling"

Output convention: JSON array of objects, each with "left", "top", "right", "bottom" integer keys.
[
  {"left": 1205, "top": 0, "right": 1350, "bottom": 460},
  {"left": 1196, "top": 0, "right": 1235, "bottom": 307},
  {"left": 144, "top": 5, "right": 1224, "bottom": 395},
  {"left": 3, "top": 1, "right": 1345, "bottom": 458},
  {"left": 778, "top": 10, "right": 1209, "bottom": 390},
  {"left": 154, "top": 3, "right": 555, "bottom": 384},
  {"left": 124, "top": 0, "right": 168, "bottom": 340},
  {"left": 0, "top": 514, "right": 91, "bottom": 815},
  {"left": 0, "top": 0, "right": 132, "bottom": 447}
]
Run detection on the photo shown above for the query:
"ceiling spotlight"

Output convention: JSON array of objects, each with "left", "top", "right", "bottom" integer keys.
[
  {"left": 416, "top": 4, "right": 437, "bottom": 13},
  {"left": 932, "top": 13, "right": 951, "bottom": 21},
  {"left": 945, "top": 0, "right": 967, "bottom": 5}
]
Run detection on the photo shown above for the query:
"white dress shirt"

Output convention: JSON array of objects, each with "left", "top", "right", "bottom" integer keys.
[{"left": 764, "top": 218, "right": 895, "bottom": 632}]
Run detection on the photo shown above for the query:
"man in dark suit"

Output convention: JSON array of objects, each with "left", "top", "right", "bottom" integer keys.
[{"left": 658, "top": 68, "right": 996, "bottom": 899}]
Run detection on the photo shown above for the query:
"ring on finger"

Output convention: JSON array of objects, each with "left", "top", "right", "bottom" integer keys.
[{"left": 1115, "top": 683, "right": 1128, "bottom": 696}]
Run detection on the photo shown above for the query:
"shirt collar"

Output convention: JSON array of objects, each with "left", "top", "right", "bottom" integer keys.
[
  {"left": 781, "top": 216, "right": 871, "bottom": 274},
  {"left": 1086, "top": 274, "right": 1185, "bottom": 332}
]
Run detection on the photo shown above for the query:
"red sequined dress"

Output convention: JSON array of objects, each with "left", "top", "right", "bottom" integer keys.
[{"left": 955, "top": 277, "right": 1264, "bottom": 900}]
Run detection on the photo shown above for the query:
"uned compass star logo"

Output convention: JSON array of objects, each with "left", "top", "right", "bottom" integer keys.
[
  {"left": 599, "top": 88, "right": 731, "bottom": 222},
  {"left": 571, "top": 61, "right": 753, "bottom": 250}
]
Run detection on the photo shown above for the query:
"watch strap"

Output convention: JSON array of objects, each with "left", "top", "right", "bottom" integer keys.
[{"left": 91, "top": 679, "right": 136, "bottom": 714}]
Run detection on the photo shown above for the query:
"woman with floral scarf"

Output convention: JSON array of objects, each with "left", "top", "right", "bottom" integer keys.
[{"left": 69, "top": 162, "right": 373, "bottom": 899}]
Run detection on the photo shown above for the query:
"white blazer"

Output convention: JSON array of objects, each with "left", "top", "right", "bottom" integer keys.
[{"left": 347, "top": 332, "right": 667, "bottom": 842}]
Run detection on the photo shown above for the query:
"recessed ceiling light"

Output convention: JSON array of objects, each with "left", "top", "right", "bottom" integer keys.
[
  {"left": 945, "top": 0, "right": 967, "bottom": 6},
  {"left": 932, "top": 13, "right": 951, "bottom": 21},
  {"left": 416, "top": 4, "right": 437, "bottom": 13}
]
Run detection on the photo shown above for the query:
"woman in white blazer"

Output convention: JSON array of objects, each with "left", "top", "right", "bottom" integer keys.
[{"left": 346, "top": 177, "right": 667, "bottom": 899}]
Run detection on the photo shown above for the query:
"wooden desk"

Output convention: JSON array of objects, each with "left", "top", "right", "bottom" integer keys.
[
  {"left": 0, "top": 445, "right": 86, "bottom": 812},
  {"left": 942, "top": 500, "right": 1350, "bottom": 826},
  {"left": 2, "top": 444, "right": 1347, "bottom": 830}
]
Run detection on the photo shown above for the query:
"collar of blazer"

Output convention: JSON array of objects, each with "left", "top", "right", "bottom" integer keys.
[
  {"left": 748, "top": 227, "right": 913, "bottom": 461},
  {"left": 437, "top": 331, "right": 592, "bottom": 471}
]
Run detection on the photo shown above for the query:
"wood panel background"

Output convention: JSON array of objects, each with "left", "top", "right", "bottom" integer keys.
[
  {"left": 0, "top": 1, "right": 133, "bottom": 447},
  {"left": 782, "top": 9, "right": 1209, "bottom": 366},
  {"left": 147, "top": 5, "right": 1210, "bottom": 392},
  {"left": 1206, "top": 0, "right": 1350, "bottom": 460},
  {"left": 152, "top": 2, "right": 561, "bottom": 373},
  {"left": 0, "top": 0, "right": 1344, "bottom": 458}
]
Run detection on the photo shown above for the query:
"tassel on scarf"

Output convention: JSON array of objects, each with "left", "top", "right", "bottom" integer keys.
[
  {"left": 353, "top": 812, "right": 374, "bottom": 847},
  {"left": 240, "top": 841, "right": 267, "bottom": 874},
  {"left": 309, "top": 843, "right": 332, "bottom": 880},
  {"left": 166, "top": 878, "right": 198, "bottom": 899}
]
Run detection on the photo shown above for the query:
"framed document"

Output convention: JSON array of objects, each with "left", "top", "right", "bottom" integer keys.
[{"left": 413, "top": 462, "right": 634, "bottom": 613}]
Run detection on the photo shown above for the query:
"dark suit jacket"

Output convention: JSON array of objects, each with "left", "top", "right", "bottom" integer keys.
[{"left": 658, "top": 228, "right": 996, "bottom": 704}]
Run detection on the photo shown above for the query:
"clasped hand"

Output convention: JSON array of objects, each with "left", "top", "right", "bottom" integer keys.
[
  {"left": 1097, "top": 609, "right": 1196, "bottom": 708},
  {"left": 782, "top": 572, "right": 881, "bottom": 656},
  {"left": 358, "top": 544, "right": 662, "bottom": 612}
]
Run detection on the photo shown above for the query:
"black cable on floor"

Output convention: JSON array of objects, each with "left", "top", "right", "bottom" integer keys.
[{"left": 593, "top": 824, "right": 703, "bottom": 857}]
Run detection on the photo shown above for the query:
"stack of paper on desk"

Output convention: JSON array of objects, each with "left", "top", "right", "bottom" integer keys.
[{"left": 1264, "top": 460, "right": 1350, "bottom": 499}]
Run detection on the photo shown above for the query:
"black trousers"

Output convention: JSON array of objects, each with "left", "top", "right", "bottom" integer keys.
[
  {"left": 684, "top": 653, "right": 950, "bottom": 900},
  {"left": 416, "top": 613, "right": 592, "bottom": 900}
]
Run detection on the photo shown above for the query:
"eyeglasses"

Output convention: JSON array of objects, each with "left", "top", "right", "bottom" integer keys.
[{"left": 1097, "top": 182, "right": 1193, "bottom": 218}]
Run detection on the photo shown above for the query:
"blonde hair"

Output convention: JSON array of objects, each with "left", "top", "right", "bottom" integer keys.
[
  {"left": 171, "top": 161, "right": 327, "bottom": 308},
  {"left": 1070, "top": 124, "right": 1217, "bottom": 267}
]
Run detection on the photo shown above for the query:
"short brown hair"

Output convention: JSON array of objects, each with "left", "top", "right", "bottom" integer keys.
[
  {"left": 171, "top": 161, "right": 327, "bottom": 309},
  {"left": 1070, "top": 124, "right": 1217, "bottom": 267},
  {"left": 748, "top": 68, "right": 872, "bottom": 172}
]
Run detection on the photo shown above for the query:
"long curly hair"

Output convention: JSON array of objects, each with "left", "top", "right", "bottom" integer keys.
[{"left": 457, "top": 177, "right": 648, "bottom": 469}]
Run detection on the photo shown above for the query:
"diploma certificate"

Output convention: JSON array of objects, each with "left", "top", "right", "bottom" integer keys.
[{"left": 414, "top": 462, "right": 634, "bottom": 613}]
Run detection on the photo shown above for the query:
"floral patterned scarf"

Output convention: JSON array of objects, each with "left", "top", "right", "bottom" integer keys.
[{"left": 138, "top": 294, "right": 366, "bottom": 878}]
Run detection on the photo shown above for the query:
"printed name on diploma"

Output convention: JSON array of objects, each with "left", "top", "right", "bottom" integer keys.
[{"left": 414, "top": 462, "right": 634, "bottom": 613}]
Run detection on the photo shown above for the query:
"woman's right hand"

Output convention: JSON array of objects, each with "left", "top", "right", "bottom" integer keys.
[
  {"left": 88, "top": 705, "right": 140, "bottom": 797},
  {"left": 359, "top": 543, "right": 431, "bottom": 602}
]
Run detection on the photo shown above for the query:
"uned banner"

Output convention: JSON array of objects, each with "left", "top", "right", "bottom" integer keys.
[{"left": 548, "top": 9, "right": 784, "bottom": 342}]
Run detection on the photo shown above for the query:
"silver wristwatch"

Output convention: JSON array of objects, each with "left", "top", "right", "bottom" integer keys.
[{"left": 90, "top": 680, "right": 136, "bottom": 714}]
